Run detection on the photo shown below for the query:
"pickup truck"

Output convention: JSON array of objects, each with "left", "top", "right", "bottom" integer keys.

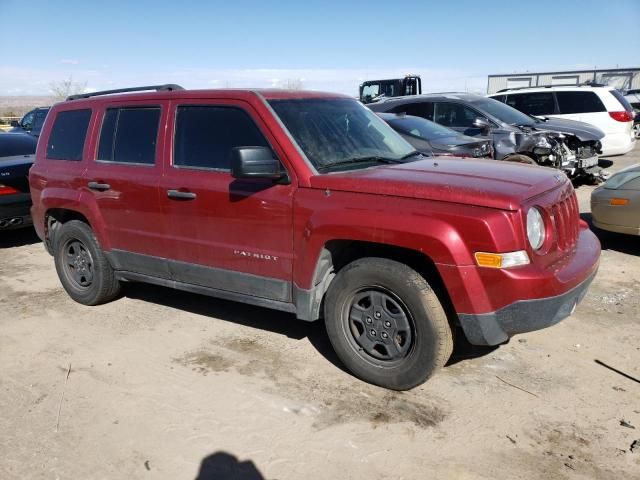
[
  {"left": 1, "top": 133, "right": 37, "bottom": 230},
  {"left": 29, "top": 85, "right": 601, "bottom": 389}
]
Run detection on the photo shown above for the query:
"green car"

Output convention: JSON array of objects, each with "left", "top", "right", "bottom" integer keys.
[{"left": 591, "top": 164, "right": 640, "bottom": 235}]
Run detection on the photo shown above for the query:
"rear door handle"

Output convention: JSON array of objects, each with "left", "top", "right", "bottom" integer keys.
[
  {"left": 87, "top": 181, "right": 111, "bottom": 191},
  {"left": 167, "top": 189, "right": 197, "bottom": 200}
]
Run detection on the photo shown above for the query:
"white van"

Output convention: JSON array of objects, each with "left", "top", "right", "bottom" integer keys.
[{"left": 489, "top": 86, "right": 635, "bottom": 156}]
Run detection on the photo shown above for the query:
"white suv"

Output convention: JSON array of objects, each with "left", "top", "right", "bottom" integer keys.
[{"left": 489, "top": 86, "right": 635, "bottom": 156}]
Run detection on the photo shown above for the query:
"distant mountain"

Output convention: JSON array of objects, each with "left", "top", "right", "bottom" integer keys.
[{"left": 0, "top": 96, "right": 57, "bottom": 117}]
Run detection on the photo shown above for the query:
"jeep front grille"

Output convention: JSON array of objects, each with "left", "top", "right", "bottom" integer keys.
[{"left": 552, "top": 191, "right": 580, "bottom": 251}]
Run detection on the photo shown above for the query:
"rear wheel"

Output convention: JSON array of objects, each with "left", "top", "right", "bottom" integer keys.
[
  {"left": 53, "top": 220, "right": 121, "bottom": 305},
  {"left": 324, "top": 257, "right": 453, "bottom": 390}
]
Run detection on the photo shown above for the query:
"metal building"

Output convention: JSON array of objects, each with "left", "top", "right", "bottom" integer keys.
[{"left": 487, "top": 67, "right": 640, "bottom": 94}]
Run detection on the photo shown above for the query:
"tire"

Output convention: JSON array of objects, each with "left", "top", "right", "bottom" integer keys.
[
  {"left": 324, "top": 257, "right": 453, "bottom": 390},
  {"left": 504, "top": 154, "right": 537, "bottom": 165},
  {"left": 53, "top": 220, "right": 121, "bottom": 305}
]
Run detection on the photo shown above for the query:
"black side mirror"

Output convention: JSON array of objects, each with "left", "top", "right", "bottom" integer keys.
[
  {"left": 473, "top": 117, "right": 491, "bottom": 132},
  {"left": 10, "top": 120, "right": 19, "bottom": 127},
  {"left": 231, "top": 146, "right": 285, "bottom": 180}
]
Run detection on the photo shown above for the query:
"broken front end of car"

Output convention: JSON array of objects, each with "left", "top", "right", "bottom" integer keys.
[{"left": 498, "top": 129, "right": 603, "bottom": 181}]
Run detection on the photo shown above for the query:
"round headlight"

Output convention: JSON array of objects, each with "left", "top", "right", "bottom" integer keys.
[{"left": 527, "top": 207, "right": 545, "bottom": 250}]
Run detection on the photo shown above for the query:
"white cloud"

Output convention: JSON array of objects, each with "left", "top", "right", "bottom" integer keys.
[
  {"left": 0, "top": 65, "right": 489, "bottom": 96},
  {"left": 59, "top": 59, "right": 80, "bottom": 65}
]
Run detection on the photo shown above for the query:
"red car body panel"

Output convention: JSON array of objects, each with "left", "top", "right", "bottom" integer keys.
[{"left": 29, "top": 88, "right": 601, "bottom": 346}]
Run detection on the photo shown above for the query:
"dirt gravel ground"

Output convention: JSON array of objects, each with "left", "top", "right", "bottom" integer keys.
[{"left": 1, "top": 146, "right": 639, "bottom": 480}]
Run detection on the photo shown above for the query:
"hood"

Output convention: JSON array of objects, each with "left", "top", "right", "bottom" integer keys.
[
  {"left": 529, "top": 117, "right": 605, "bottom": 141},
  {"left": 309, "top": 158, "right": 567, "bottom": 211}
]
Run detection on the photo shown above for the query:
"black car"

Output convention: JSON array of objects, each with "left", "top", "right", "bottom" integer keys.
[
  {"left": 0, "top": 133, "right": 37, "bottom": 230},
  {"left": 378, "top": 112, "right": 492, "bottom": 158},
  {"left": 369, "top": 93, "right": 605, "bottom": 180},
  {"left": 10, "top": 107, "right": 50, "bottom": 137}
]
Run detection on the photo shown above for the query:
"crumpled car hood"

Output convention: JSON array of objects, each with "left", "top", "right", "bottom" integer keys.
[
  {"left": 310, "top": 158, "right": 567, "bottom": 211},
  {"left": 529, "top": 117, "right": 605, "bottom": 141}
]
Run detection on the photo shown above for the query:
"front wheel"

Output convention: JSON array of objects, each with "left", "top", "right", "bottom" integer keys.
[{"left": 324, "top": 258, "right": 453, "bottom": 390}]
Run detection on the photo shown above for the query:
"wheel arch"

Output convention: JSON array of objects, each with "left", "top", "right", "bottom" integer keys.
[
  {"left": 44, "top": 206, "right": 107, "bottom": 255},
  {"left": 294, "top": 239, "right": 457, "bottom": 325}
]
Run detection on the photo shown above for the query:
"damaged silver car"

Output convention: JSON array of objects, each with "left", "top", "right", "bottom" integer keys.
[{"left": 368, "top": 93, "right": 606, "bottom": 181}]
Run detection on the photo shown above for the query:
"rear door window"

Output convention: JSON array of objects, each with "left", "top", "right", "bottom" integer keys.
[
  {"left": 433, "top": 102, "right": 478, "bottom": 127},
  {"left": 46, "top": 109, "right": 92, "bottom": 161},
  {"left": 506, "top": 92, "right": 555, "bottom": 116},
  {"left": 173, "top": 106, "right": 270, "bottom": 170},
  {"left": 556, "top": 91, "right": 606, "bottom": 114},
  {"left": 97, "top": 107, "right": 161, "bottom": 165}
]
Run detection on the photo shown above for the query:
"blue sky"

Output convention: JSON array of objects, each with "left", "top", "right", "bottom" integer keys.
[{"left": 1, "top": 0, "right": 638, "bottom": 95}]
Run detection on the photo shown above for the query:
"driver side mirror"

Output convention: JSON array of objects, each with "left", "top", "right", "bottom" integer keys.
[
  {"left": 10, "top": 120, "right": 19, "bottom": 127},
  {"left": 231, "top": 146, "right": 286, "bottom": 181},
  {"left": 473, "top": 117, "right": 491, "bottom": 132}
]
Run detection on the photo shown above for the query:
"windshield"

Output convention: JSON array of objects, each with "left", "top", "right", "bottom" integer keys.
[
  {"left": 387, "top": 115, "right": 458, "bottom": 140},
  {"left": 471, "top": 97, "right": 536, "bottom": 126},
  {"left": 268, "top": 98, "right": 415, "bottom": 171}
]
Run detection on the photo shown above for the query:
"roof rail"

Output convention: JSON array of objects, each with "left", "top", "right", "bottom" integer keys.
[
  {"left": 66, "top": 84, "right": 185, "bottom": 101},
  {"left": 496, "top": 82, "right": 608, "bottom": 93}
]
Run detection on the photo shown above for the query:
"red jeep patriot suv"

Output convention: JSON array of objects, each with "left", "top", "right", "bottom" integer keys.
[{"left": 30, "top": 85, "right": 600, "bottom": 390}]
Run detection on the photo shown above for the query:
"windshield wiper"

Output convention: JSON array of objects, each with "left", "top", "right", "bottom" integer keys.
[
  {"left": 400, "top": 150, "right": 423, "bottom": 160},
  {"left": 317, "top": 156, "right": 404, "bottom": 172}
]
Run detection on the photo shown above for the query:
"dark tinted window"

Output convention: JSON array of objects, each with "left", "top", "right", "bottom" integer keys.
[
  {"left": 390, "top": 102, "right": 434, "bottom": 120},
  {"left": 174, "top": 106, "right": 269, "bottom": 170},
  {"left": 97, "top": 107, "right": 160, "bottom": 165},
  {"left": 33, "top": 109, "right": 48, "bottom": 133},
  {"left": 46, "top": 109, "right": 92, "bottom": 161},
  {"left": 556, "top": 91, "right": 606, "bottom": 114},
  {"left": 506, "top": 92, "right": 555, "bottom": 116},
  {"left": 434, "top": 102, "right": 479, "bottom": 128},
  {"left": 97, "top": 109, "right": 118, "bottom": 161}
]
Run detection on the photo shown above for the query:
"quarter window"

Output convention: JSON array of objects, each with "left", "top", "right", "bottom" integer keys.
[
  {"left": 46, "top": 109, "right": 92, "bottom": 161},
  {"left": 555, "top": 91, "right": 606, "bottom": 114},
  {"left": 173, "top": 106, "right": 270, "bottom": 170},
  {"left": 97, "top": 107, "right": 160, "bottom": 165}
]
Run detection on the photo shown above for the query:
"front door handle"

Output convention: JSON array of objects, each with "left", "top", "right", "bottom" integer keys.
[
  {"left": 87, "top": 181, "right": 111, "bottom": 191},
  {"left": 167, "top": 189, "right": 197, "bottom": 200}
]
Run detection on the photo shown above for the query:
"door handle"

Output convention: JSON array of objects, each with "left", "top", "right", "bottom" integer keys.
[
  {"left": 167, "top": 189, "right": 197, "bottom": 200},
  {"left": 87, "top": 181, "right": 111, "bottom": 191}
]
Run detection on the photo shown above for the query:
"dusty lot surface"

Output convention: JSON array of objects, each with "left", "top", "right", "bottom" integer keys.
[{"left": 1, "top": 146, "right": 639, "bottom": 480}]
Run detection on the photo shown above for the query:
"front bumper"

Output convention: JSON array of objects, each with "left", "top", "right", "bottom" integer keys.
[{"left": 458, "top": 268, "right": 597, "bottom": 345}]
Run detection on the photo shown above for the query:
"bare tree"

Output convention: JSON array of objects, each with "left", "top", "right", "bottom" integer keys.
[
  {"left": 281, "top": 78, "right": 304, "bottom": 90},
  {"left": 50, "top": 76, "right": 88, "bottom": 100}
]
